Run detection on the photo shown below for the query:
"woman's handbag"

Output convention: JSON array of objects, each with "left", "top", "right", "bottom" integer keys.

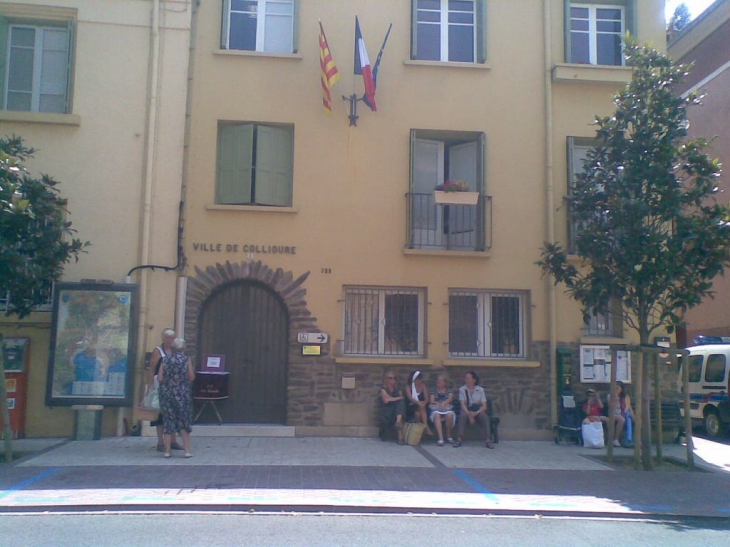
[
  {"left": 403, "top": 422, "right": 426, "bottom": 446},
  {"left": 141, "top": 378, "right": 161, "bottom": 411},
  {"left": 581, "top": 421, "right": 605, "bottom": 448}
]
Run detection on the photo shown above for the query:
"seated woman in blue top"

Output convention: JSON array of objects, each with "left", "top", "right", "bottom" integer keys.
[{"left": 454, "top": 370, "right": 494, "bottom": 449}]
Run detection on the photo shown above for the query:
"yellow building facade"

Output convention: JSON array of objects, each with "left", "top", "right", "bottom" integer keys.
[
  {"left": 0, "top": 0, "right": 191, "bottom": 437},
  {"left": 1, "top": 0, "right": 669, "bottom": 440},
  {"left": 179, "top": 0, "right": 666, "bottom": 438}
]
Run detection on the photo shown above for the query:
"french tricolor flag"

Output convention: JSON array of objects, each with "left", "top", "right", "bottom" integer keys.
[{"left": 354, "top": 16, "right": 377, "bottom": 112}]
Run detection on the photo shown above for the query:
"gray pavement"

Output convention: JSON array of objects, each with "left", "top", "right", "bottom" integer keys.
[{"left": 2, "top": 435, "right": 730, "bottom": 517}]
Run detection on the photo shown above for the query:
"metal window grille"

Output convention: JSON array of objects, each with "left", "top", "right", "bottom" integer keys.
[
  {"left": 0, "top": 287, "right": 53, "bottom": 313},
  {"left": 344, "top": 287, "right": 424, "bottom": 356},
  {"left": 583, "top": 300, "right": 622, "bottom": 337},
  {"left": 406, "top": 193, "right": 491, "bottom": 251},
  {"left": 448, "top": 289, "right": 526, "bottom": 358}
]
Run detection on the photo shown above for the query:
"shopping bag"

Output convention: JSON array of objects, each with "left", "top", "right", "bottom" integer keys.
[
  {"left": 142, "top": 384, "right": 160, "bottom": 411},
  {"left": 581, "top": 421, "right": 605, "bottom": 448},
  {"left": 403, "top": 422, "right": 426, "bottom": 446}
]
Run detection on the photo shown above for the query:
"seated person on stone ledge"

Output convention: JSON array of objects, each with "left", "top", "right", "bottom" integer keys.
[
  {"left": 582, "top": 388, "right": 609, "bottom": 425},
  {"left": 379, "top": 371, "right": 406, "bottom": 444},
  {"left": 405, "top": 370, "right": 433, "bottom": 436},
  {"left": 429, "top": 374, "right": 455, "bottom": 446},
  {"left": 454, "top": 371, "right": 494, "bottom": 449}
]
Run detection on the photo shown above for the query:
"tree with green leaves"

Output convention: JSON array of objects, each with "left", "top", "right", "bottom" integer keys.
[
  {"left": 668, "top": 3, "right": 692, "bottom": 39},
  {"left": 537, "top": 41, "right": 729, "bottom": 470},
  {"left": 0, "top": 135, "right": 88, "bottom": 463}
]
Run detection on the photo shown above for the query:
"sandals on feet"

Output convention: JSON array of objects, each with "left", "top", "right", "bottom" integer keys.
[
  {"left": 453, "top": 440, "right": 462, "bottom": 448},
  {"left": 437, "top": 439, "right": 444, "bottom": 446},
  {"left": 486, "top": 441, "right": 495, "bottom": 449}
]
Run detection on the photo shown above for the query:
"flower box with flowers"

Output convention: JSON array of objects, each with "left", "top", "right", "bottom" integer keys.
[{"left": 434, "top": 180, "right": 479, "bottom": 205}]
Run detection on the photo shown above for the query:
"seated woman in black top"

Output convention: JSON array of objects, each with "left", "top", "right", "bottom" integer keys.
[{"left": 379, "top": 371, "right": 406, "bottom": 444}]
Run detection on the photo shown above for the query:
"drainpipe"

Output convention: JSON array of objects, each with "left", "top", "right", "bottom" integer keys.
[
  {"left": 127, "top": 0, "right": 161, "bottom": 434},
  {"left": 175, "top": 0, "right": 200, "bottom": 336},
  {"left": 544, "top": 0, "right": 558, "bottom": 427}
]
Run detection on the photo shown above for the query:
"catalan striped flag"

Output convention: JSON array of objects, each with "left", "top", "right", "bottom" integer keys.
[{"left": 319, "top": 21, "right": 340, "bottom": 113}]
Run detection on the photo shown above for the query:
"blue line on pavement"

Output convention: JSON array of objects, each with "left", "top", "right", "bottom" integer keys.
[
  {"left": 453, "top": 470, "right": 499, "bottom": 502},
  {"left": 0, "top": 468, "right": 60, "bottom": 499},
  {"left": 626, "top": 504, "right": 673, "bottom": 512}
]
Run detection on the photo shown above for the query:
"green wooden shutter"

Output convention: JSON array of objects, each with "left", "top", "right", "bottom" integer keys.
[
  {"left": 291, "top": 0, "right": 300, "bottom": 54},
  {"left": 221, "top": 0, "right": 230, "bottom": 49},
  {"left": 410, "top": 0, "right": 418, "bottom": 60},
  {"left": 64, "top": 19, "right": 74, "bottom": 114},
  {"left": 254, "top": 125, "right": 293, "bottom": 206},
  {"left": 477, "top": 132, "right": 486, "bottom": 250},
  {"left": 564, "top": 0, "right": 571, "bottom": 63},
  {"left": 216, "top": 123, "right": 254, "bottom": 204},
  {"left": 476, "top": 0, "right": 487, "bottom": 64},
  {"left": 626, "top": 0, "right": 637, "bottom": 37},
  {"left": 0, "top": 16, "right": 8, "bottom": 106}
]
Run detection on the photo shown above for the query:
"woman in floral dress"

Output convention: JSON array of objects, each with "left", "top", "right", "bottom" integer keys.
[{"left": 158, "top": 338, "right": 195, "bottom": 458}]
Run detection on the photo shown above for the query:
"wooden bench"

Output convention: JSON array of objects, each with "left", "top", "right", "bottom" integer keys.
[{"left": 452, "top": 396, "right": 500, "bottom": 443}]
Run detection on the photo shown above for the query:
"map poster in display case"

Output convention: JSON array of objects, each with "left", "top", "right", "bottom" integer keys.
[
  {"left": 45, "top": 282, "right": 138, "bottom": 407},
  {"left": 579, "top": 345, "right": 631, "bottom": 384}
]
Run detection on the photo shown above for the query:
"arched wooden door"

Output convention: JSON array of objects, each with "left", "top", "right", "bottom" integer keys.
[{"left": 197, "top": 281, "right": 289, "bottom": 423}]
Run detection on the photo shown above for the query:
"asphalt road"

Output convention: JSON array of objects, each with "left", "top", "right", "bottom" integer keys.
[{"left": 2, "top": 513, "right": 730, "bottom": 547}]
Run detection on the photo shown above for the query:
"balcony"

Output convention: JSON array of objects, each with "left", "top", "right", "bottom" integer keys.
[{"left": 406, "top": 192, "right": 491, "bottom": 252}]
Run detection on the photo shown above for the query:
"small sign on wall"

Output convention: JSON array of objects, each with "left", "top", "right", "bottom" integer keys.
[
  {"left": 580, "top": 345, "right": 631, "bottom": 383},
  {"left": 302, "top": 345, "right": 321, "bottom": 356}
]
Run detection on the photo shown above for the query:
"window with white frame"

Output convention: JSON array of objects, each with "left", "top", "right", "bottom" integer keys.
[
  {"left": 221, "top": 0, "right": 298, "bottom": 53},
  {"left": 568, "top": 3, "right": 625, "bottom": 66},
  {"left": 409, "top": 129, "right": 486, "bottom": 251},
  {"left": 411, "top": 0, "right": 486, "bottom": 63},
  {"left": 344, "top": 287, "right": 425, "bottom": 356},
  {"left": 449, "top": 289, "right": 527, "bottom": 358},
  {"left": 2, "top": 22, "right": 72, "bottom": 113},
  {"left": 216, "top": 122, "right": 293, "bottom": 206},
  {"left": 566, "top": 137, "right": 594, "bottom": 252}
]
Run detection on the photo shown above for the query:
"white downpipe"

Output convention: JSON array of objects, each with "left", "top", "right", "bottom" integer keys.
[
  {"left": 544, "top": 0, "right": 558, "bottom": 427},
  {"left": 127, "top": 0, "right": 161, "bottom": 435},
  {"left": 176, "top": 276, "right": 187, "bottom": 338}
]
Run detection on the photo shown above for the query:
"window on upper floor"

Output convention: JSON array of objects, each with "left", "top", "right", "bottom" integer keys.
[
  {"left": 567, "top": 2, "right": 630, "bottom": 66},
  {"left": 567, "top": 136, "right": 599, "bottom": 253},
  {"left": 343, "top": 286, "right": 426, "bottom": 357},
  {"left": 221, "top": 0, "right": 298, "bottom": 54},
  {"left": 1, "top": 19, "right": 73, "bottom": 113},
  {"left": 216, "top": 122, "right": 294, "bottom": 206},
  {"left": 407, "top": 129, "right": 488, "bottom": 251},
  {"left": 449, "top": 289, "right": 528, "bottom": 358},
  {"left": 411, "top": 0, "right": 486, "bottom": 63}
]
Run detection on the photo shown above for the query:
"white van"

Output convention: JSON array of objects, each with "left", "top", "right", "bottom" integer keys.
[{"left": 679, "top": 342, "right": 730, "bottom": 437}]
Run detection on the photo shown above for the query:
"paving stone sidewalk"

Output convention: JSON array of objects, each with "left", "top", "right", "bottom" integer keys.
[{"left": 1, "top": 436, "right": 729, "bottom": 517}]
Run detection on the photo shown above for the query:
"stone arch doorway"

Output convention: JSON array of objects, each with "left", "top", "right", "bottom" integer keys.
[{"left": 184, "top": 260, "right": 315, "bottom": 425}]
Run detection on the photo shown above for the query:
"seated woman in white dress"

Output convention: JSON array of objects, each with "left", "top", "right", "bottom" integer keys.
[{"left": 429, "top": 375, "right": 455, "bottom": 446}]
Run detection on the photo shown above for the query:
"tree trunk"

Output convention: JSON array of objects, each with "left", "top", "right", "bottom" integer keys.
[
  {"left": 682, "top": 349, "right": 695, "bottom": 470},
  {"left": 654, "top": 353, "right": 663, "bottom": 464},
  {"left": 640, "top": 331, "right": 653, "bottom": 470},
  {"left": 0, "top": 335, "right": 13, "bottom": 464}
]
